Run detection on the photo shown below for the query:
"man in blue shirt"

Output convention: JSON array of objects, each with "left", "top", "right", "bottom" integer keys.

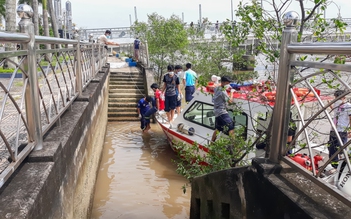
[
  {"left": 137, "top": 96, "right": 152, "bottom": 132},
  {"left": 134, "top": 37, "right": 141, "bottom": 62},
  {"left": 183, "top": 63, "right": 197, "bottom": 103}
]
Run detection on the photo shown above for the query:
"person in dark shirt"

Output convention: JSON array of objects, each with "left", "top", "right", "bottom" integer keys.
[
  {"left": 162, "top": 65, "right": 180, "bottom": 128},
  {"left": 137, "top": 96, "right": 152, "bottom": 132},
  {"left": 134, "top": 37, "right": 141, "bottom": 62}
]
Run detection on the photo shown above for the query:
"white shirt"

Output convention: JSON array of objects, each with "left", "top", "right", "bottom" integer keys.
[
  {"left": 98, "top": 35, "right": 108, "bottom": 45},
  {"left": 333, "top": 101, "right": 351, "bottom": 132}
]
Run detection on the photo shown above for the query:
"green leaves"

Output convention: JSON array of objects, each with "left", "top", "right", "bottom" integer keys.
[{"left": 131, "top": 13, "right": 188, "bottom": 84}]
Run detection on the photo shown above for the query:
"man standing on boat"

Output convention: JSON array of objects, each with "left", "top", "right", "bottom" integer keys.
[
  {"left": 162, "top": 65, "right": 180, "bottom": 128},
  {"left": 97, "top": 30, "right": 119, "bottom": 50},
  {"left": 183, "top": 63, "right": 197, "bottom": 103},
  {"left": 328, "top": 90, "right": 351, "bottom": 168},
  {"left": 211, "top": 76, "right": 235, "bottom": 142}
]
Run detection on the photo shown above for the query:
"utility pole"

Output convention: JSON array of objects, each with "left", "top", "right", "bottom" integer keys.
[
  {"left": 199, "top": 4, "right": 201, "bottom": 27},
  {"left": 129, "top": 14, "right": 132, "bottom": 26},
  {"left": 231, "top": 0, "right": 234, "bottom": 22},
  {"left": 134, "top": 6, "right": 138, "bottom": 22}
]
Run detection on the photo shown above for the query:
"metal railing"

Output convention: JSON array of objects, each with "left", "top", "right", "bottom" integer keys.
[
  {"left": 0, "top": 5, "right": 108, "bottom": 188},
  {"left": 270, "top": 12, "right": 351, "bottom": 207}
]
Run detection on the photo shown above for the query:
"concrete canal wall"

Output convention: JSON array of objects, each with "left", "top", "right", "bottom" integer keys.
[
  {"left": 0, "top": 66, "right": 110, "bottom": 218},
  {"left": 190, "top": 158, "right": 351, "bottom": 219}
]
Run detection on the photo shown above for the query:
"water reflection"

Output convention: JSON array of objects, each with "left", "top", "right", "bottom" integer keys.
[{"left": 90, "top": 122, "right": 190, "bottom": 219}]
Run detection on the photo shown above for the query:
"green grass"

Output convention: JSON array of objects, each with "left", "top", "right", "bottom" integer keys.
[{"left": 0, "top": 67, "right": 22, "bottom": 73}]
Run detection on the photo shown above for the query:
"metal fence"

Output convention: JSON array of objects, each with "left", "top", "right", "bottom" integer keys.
[
  {"left": 270, "top": 12, "right": 351, "bottom": 207},
  {"left": 0, "top": 5, "right": 109, "bottom": 188}
]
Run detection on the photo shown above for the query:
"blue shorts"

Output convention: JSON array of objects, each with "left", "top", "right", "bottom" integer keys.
[
  {"left": 215, "top": 114, "right": 234, "bottom": 135},
  {"left": 185, "top": 86, "right": 195, "bottom": 102},
  {"left": 176, "top": 99, "right": 181, "bottom": 107},
  {"left": 165, "top": 95, "right": 177, "bottom": 112}
]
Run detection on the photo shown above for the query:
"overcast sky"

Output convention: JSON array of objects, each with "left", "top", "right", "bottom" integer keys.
[{"left": 68, "top": 0, "right": 350, "bottom": 29}]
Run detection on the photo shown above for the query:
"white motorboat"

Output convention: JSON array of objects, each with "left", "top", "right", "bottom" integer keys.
[{"left": 155, "top": 78, "right": 333, "bottom": 162}]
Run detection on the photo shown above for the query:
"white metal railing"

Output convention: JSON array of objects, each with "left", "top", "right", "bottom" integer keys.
[
  {"left": 0, "top": 5, "right": 109, "bottom": 188},
  {"left": 270, "top": 12, "right": 351, "bottom": 208}
]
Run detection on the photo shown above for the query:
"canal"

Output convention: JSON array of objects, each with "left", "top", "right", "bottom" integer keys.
[{"left": 90, "top": 122, "right": 190, "bottom": 219}]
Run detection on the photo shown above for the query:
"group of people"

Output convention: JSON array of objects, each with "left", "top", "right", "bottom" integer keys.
[
  {"left": 137, "top": 63, "right": 198, "bottom": 132},
  {"left": 97, "top": 30, "right": 141, "bottom": 63}
]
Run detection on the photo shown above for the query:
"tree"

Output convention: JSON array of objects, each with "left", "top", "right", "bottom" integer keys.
[
  {"left": 131, "top": 13, "right": 188, "bottom": 84},
  {"left": 47, "top": 0, "right": 59, "bottom": 38}
]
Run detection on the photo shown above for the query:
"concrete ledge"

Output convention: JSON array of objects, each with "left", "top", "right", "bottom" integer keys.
[
  {"left": 0, "top": 163, "right": 54, "bottom": 218},
  {"left": 190, "top": 158, "right": 351, "bottom": 219}
]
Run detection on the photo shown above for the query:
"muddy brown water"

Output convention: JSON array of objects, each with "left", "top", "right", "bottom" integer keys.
[{"left": 90, "top": 122, "right": 190, "bottom": 219}]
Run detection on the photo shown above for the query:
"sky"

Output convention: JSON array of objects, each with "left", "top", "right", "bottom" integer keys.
[{"left": 66, "top": 0, "right": 351, "bottom": 29}]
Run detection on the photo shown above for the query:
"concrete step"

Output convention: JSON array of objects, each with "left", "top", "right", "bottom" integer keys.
[
  {"left": 109, "top": 93, "right": 144, "bottom": 98},
  {"left": 108, "top": 111, "right": 139, "bottom": 117},
  {"left": 110, "top": 77, "right": 144, "bottom": 83},
  {"left": 109, "top": 97, "right": 140, "bottom": 103},
  {"left": 108, "top": 117, "right": 140, "bottom": 122},
  {"left": 108, "top": 102, "right": 137, "bottom": 107},
  {"left": 108, "top": 107, "right": 136, "bottom": 112},
  {"left": 110, "top": 74, "right": 143, "bottom": 78},
  {"left": 109, "top": 89, "right": 144, "bottom": 94},
  {"left": 110, "top": 72, "right": 142, "bottom": 77},
  {"left": 110, "top": 76, "right": 143, "bottom": 81},
  {"left": 109, "top": 84, "right": 145, "bottom": 89},
  {"left": 109, "top": 81, "right": 144, "bottom": 85}
]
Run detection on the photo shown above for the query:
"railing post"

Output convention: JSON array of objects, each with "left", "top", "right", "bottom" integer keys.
[
  {"left": 17, "top": 4, "right": 43, "bottom": 150},
  {"left": 144, "top": 41, "right": 150, "bottom": 67},
  {"left": 269, "top": 11, "right": 298, "bottom": 163},
  {"left": 98, "top": 45, "right": 102, "bottom": 70},
  {"left": 91, "top": 43, "right": 96, "bottom": 75},
  {"left": 74, "top": 32, "right": 82, "bottom": 96}
]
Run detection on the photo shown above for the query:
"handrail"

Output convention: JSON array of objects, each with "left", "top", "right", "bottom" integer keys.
[
  {"left": 0, "top": 32, "right": 30, "bottom": 43},
  {"left": 0, "top": 4, "right": 110, "bottom": 189},
  {"left": 35, "top": 35, "right": 78, "bottom": 44},
  {"left": 288, "top": 43, "right": 351, "bottom": 54}
]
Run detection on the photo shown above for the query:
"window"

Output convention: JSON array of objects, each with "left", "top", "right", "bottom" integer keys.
[
  {"left": 232, "top": 112, "right": 248, "bottom": 140},
  {"left": 184, "top": 101, "right": 215, "bottom": 129}
]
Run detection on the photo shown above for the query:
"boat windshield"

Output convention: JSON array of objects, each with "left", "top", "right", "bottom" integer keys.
[
  {"left": 184, "top": 101, "right": 216, "bottom": 129},
  {"left": 184, "top": 101, "right": 249, "bottom": 139}
]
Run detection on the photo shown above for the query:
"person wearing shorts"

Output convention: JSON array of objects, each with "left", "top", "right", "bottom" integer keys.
[
  {"left": 183, "top": 63, "right": 197, "bottom": 103},
  {"left": 162, "top": 65, "right": 180, "bottom": 128},
  {"left": 211, "top": 76, "right": 235, "bottom": 142}
]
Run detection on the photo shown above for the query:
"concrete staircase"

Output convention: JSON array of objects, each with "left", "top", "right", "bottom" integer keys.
[{"left": 108, "top": 71, "right": 145, "bottom": 121}]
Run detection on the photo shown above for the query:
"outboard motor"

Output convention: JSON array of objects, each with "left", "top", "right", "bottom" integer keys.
[{"left": 336, "top": 161, "right": 351, "bottom": 196}]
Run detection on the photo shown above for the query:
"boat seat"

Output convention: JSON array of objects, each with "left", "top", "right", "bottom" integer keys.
[{"left": 205, "top": 111, "right": 215, "bottom": 128}]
